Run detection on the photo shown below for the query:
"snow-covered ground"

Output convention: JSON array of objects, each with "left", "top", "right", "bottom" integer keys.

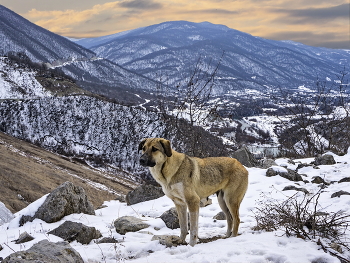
[{"left": 1, "top": 151, "right": 350, "bottom": 263}]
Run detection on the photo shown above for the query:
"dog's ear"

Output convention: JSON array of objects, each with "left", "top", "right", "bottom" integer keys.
[
  {"left": 159, "top": 139, "right": 172, "bottom": 157},
  {"left": 138, "top": 138, "right": 147, "bottom": 152}
]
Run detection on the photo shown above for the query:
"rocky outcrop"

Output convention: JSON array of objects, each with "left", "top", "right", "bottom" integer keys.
[
  {"left": 2, "top": 239, "right": 84, "bottom": 263},
  {"left": 114, "top": 216, "right": 150, "bottom": 235},
  {"left": 48, "top": 221, "right": 102, "bottom": 245},
  {"left": 125, "top": 184, "right": 164, "bottom": 205},
  {"left": 20, "top": 181, "right": 95, "bottom": 226}
]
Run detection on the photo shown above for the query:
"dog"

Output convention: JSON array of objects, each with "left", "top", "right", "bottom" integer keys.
[{"left": 138, "top": 138, "right": 248, "bottom": 246}]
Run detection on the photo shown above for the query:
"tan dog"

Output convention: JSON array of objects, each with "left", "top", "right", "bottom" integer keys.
[{"left": 139, "top": 138, "right": 248, "bottom": 246}]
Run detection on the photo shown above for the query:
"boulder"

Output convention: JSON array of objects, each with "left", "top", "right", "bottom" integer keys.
[
  {"left": 97, "top": 237, "right": 120, "bottom": 244},
  {"left": 266, "top": 167, "right": 303, "bottom": 181},
  {"left": 160, "top": 207, "right": 180, "bottom": 229},
  {"left": 151, "top": 235, "right": 185, "bottom": 247},
  {"left": 231, "top": 147, "right": 259, "bottom": 167},
  {"left": 20, "top": 181, "right": 95, "bottom": 226},
  {"left": 313, "top": 154, "right": 336, "bottom": 166},
  {"left": 0, "top": 202, "right": 14, "bottom": 226},
  {"left": 311, "top": 176, "right": 328, "bottom": 185},
  {"left": 260, "top": 158, "right": 278, "bottom": 169},
  {"left": 48, "top": 221, "right": 102, "bottom": 245},
  {"left": 14, "top": 232, "right": 34, "bottom": 244},
  {"left": 2, "top": 239, "right": 84, "bottom": 263},
  {"left": 331, "top": 191, "right": 350, "bottom": 198},
  {"left": 125, "top": 184, "right": 164, "bottom": 205},
  {"left": 213, "top": 211, "right": 226, "bottom": 220},
  {"left": 114, "top": 216, "right": 150, "bottom": 235},
  {"left": 282, "top": 185, "right": 309, "bottom": 194}
]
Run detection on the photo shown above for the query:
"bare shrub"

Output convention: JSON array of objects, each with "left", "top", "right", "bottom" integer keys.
[{"left": 253, "top": 189, "right": 350, "bottom": 262}]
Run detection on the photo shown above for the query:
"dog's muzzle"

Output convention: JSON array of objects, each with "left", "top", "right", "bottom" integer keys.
[{"left": 139, "top": 154, "right": 156, "bottom": 167}]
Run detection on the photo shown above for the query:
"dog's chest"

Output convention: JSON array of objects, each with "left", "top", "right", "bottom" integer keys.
[{"left": 162, "top": 182, "right": 185, "bottom": 200}]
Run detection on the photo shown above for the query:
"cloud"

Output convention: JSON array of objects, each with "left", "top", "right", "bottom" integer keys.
[
  {"left": 273, "top": 3, "right": 349, "bottom": 23},
  {"left": 118, "top": 0, "right": 163, "bottom": 10}
]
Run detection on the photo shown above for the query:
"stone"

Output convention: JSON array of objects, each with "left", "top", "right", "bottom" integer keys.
[
  {"left": 231, "top": 147, "right": 259, "bottom": 167},
  {"left": 313, "top": 154, "right": 336, "bottom": 166},
  {"left": 266, "top": 167, "right": 303, "bottom": 181},
  {"left": 48, "top": 221, "right": 102, "bottom": 245},
  {"left": 331, "top": 191, "right": 350, "bottom": 198},
  {"left": 339, "top": 177, "right": 350, "bottom": 183},
  {"left": 282, "top": 185, "right": 309, "bottom": 194},
  {"left": 114, "top": 216, "right": 150, "bottom": 235},
  {"left": 2, "top": 239, "right": 84, "bottom": 263},
  {"left": 97, "top": 237, "right": 120, "bottom": 244},
  {"left": 160, "top": 207, "right": 180, "bottom": 229},
  {"left": 311, "top": 176, "right": 328, "bottom": 185},
  {"left": 125, "top": 184, "right": 164, "bottom": 205},
  {"left": 151, "top": 235, "right": 185, "bottom": 247},
  {"left": 14, "top": 231, "right": 34, "bottom": 244},
  {"left": 213, "top": 211, "right": 226, "bottom": 220},
  {"left": 20, "top": 181, "right": 95, "bottom": 226},
  {"left": 260, "top": 158, "right": 278, "bottom": 169}
]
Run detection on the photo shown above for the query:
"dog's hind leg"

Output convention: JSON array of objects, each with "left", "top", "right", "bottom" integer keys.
[
  {"left": 217, "top": 190, "right": 233, "bottom": 237},
  {"left": 224, "top": 190, "right": 243, "bottom": 237}
]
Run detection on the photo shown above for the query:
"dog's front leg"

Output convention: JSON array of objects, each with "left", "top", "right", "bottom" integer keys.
[
  {"left": 174, "top": 200, "right": 188, "bottom": 242},
  {"left": 187, "top": 196, "right": 200, "bottom": 246}
]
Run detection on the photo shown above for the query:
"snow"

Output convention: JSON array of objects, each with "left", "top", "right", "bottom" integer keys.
[{"left": 1, "top": 152, "right": 350, "bottom": 262}]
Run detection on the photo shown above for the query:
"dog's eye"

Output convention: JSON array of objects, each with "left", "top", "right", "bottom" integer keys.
[{"left": 152, "top": 147, "right": 158, "bottom": 152}]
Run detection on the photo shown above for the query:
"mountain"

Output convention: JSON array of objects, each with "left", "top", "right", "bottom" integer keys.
[
  {"left": 75, "top": 21, "right": 350, "bottom": 94},
  {"left": 0, "top": 5, "right": 157, "bottom": 103}
]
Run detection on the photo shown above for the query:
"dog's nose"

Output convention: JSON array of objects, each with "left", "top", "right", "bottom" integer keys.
[{"left": 139, "top": 156, "right": 147, "bottom": 166}]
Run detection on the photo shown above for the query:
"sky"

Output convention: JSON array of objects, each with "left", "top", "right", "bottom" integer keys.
[{"left": 1, "top": 0, "right": 349, "bottom": 49}]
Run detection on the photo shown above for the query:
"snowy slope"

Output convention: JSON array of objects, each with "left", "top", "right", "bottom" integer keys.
[
  {"left": 0, "top": 57, "right": 51, "bottom": 99},
  {"left": 1, "top": 151, "right": 349, "bottom": 262}
]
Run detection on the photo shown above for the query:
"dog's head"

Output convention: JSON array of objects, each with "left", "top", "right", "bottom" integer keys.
[{"left": 138, "top": 138, "right": 172, "bottom": 167}]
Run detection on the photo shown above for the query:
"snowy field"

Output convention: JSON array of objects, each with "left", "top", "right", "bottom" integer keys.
[{"left": 1, "top": 151, "right": 350, "bottom": 263}]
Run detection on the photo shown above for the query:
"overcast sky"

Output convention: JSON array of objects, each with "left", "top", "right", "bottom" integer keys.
[{"left": 1, "top": 0, "right": 349, "bottom": 49}]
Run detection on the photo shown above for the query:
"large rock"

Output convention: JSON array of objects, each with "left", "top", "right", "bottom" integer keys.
[
  {"left": 114, "top": 216, "right": 150, "bottom": 235},
  {"left": 20, "top": 181, "right": 95, "bottom": 226},
  {"left": 266, "top": 166, "right": 303, "bottom": 181},
  {"left": 313, "top": 154, "right": 336, "bottom": 166},
  {"left": 48, "top": 221, "right": 102, "bottom": 245},
  {"left": 231, "top": 147, "right": 259, "bottom": 167},
  {"left": 14, "top": 232, "right": 34, "bottom": 244},
  {"left": 125, "top": 184, "right": 164, "bottom": 205},
  {"left": 160, "top": 207, "right": 180, "bottom": 229},
  {"left": 2, "top": 239, "right": 84, "bottom": 263},
  {"left": 0, "top": 202, "right": 14, "bottom": 226}
]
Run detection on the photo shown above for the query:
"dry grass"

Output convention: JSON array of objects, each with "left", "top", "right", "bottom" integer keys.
[{"left": 0, "top": 132, "right": 137, "bottom": 213}]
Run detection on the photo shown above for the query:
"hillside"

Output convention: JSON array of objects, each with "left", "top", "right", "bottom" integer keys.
[
  {"left": 0, "top": 131, "right": 137, "bottom": 213},
  {"left": 75, "top": 21, "right": 350, "bottom": 94}
]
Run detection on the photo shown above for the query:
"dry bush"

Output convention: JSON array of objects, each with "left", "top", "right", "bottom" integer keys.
[{"left": 253, "top": 189, "right": 350, "bottom": 262}]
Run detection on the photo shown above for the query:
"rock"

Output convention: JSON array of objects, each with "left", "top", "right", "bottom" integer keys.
[
  {"left": 311, "top": 176, "right": 328, "bottom": 185},
  {"left": 282, "top": 185, "right": 309, "bottom": 194},
  {"left": 200, "top": 197, "right": 212, "bottom": 207},
  {"left": 48, "top": 221, "right": 102, "bottom": 245},
  {"left": 125, "top": 184, "right": 164, "bottom": 205},
  {"left": 14, "top": 232, "right": 34, "bottom": 244},
  {"left": 0, "top": 202, "right": 14, "bottom": 226},
  {"left": 160, "top": 207, "right": 180, "bottom": 229},
  {"left": 266, "top": 167, "right": 303, "bottom": 181},
  {"left": 2, "top": 239, "right": 84, "bottom": 263},
  {"left": 97, "top": 237, "right": 120, "bottom": 244},
  {"left": 313, "top": 154, "right": 336, "bottom": 166},
  {"left": 331, "top": 191, "right": 350, "bottom": 198},
  {"left": 114, "top": 216, "right": 150, "bottom": 235},
  {"left": 231, "top": 147, "right": 259, "bottom": 167},
  {"left": 151, "top": 235, "right": 185, "bottom": 247},
  {"left": 339, "top": 177, "right": 350, "bottom": 183},
  {"left": 213, "top": 211, "right": 226, "bottom": 220},
  {"left": 0, "top": 244, "right": 3, "bottom": 251},
  {"left": 20, "top": 181, "right": 95, "bottom": 226},
  {"left": 260, "top": 158, "right": 278, "bottom": 169}
]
